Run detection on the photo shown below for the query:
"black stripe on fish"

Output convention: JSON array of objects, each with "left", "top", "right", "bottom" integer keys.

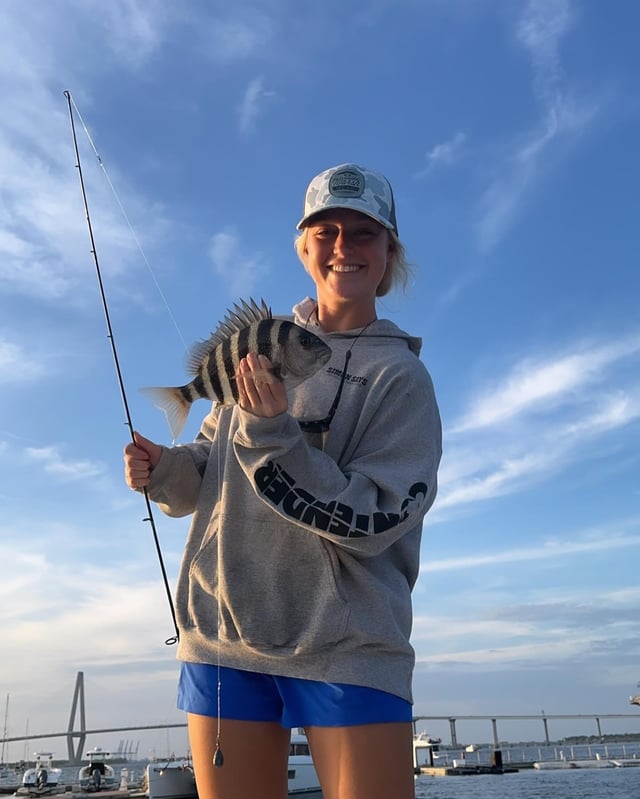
[
  {"left": 256, "top": 319, "right": 274, "bottom": 359},
  {"left": 199, "top": 351, "right": 215, "bottom": 400},
  {"left": 237, "top": 325, "right": 250, "bottom": 363},
  {"left": 221, "top": 335, "right": 238, "bottom": 403},
  {"left": 189, "top": 375, "right": 207, "bottom": 401},
  {"left": 209, "top": 346, "right": 226, "bottom": 402},
  {"left": 277, "top": 320, "right": 290, "bottom": 349},
  {"left": 275, "top": 320, "right": 290, "bottom": 377},
  {"left": 179, "top": 384, "right": 196, "bottom": 403}
]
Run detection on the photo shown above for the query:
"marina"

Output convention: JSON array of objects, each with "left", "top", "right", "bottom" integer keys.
[
  {"left": 3, "top": 736, "right": 640, "bottom": 796},
  {"left": 413, "top": 732, "right": 640, "bottom": 774},
  {"left": 3, "top": 751, "right": 640, "bottom": 799},
  {"left": 2, "top": 674, "right": 640, "bottom": 797},
  {"left": 0, "top": 753, "right": 319, "bottom": 798},
  {"left": 0, "top": 733, "right": 320, "bottom": 798}
]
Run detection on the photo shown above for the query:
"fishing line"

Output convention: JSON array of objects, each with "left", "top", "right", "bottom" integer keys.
[
  {"left": 214, "top": 428, "right": 224, "bottom": 768},
  {"left": 64, "top": 90, "right": 179, "bottom": 646},
  {"left": 65, "top": 92, "right": 188, "bottom": 353}
]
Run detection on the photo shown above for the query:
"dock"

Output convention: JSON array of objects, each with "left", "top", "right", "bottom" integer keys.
[
  {"left": 417, "top": 764, "right": 518, "bottom": 776},
  {"left": 69, "top": 792, "right": 136, "bottom": 799}
]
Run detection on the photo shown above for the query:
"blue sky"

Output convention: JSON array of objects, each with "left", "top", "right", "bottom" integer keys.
[{"left": 1, "top": 0, "right": 639, "bottom": 758}]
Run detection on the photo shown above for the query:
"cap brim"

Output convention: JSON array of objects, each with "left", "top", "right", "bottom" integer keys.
[{"left": 296, "top": 204, "right": 396, "bottom": 232}]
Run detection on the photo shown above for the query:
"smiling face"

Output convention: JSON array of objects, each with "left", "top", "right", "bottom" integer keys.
[{"left": 299, "top": 208, "right": 393, "bottom": 328}]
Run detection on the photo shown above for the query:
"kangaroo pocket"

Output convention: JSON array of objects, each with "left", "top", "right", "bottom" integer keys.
[{"left": 186, "top": 515, "right": 350, "bottom": 655}]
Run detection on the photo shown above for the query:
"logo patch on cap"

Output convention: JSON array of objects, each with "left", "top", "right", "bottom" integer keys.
[{"left": 328, "top": 168, "right": 364, "bottom": 198}]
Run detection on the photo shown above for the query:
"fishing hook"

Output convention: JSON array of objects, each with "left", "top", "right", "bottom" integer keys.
[{"left": 64, "top": 90, "right": 179, "bottom": 646}]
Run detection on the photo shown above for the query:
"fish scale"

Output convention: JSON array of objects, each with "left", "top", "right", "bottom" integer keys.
[{"left": 142, "top": 298, "right": 332, "bottom": 441}]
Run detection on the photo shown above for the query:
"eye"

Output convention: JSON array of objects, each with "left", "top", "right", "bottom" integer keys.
[
  {"left": 311, "top": 226, "right": 336, "bottom": 238},
  {"left": 299, "top": 333, "right": 312, "bottom": 348}
]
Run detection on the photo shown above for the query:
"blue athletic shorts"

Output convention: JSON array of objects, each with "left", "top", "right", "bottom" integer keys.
[{"left": 177, "top": 663, "right": 412, "bottom": 728}]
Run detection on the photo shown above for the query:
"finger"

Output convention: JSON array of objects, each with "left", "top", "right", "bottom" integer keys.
[
  {"left": 255, "top": 354, "right": 278, "bottom": 386},
  {"left": 237, "top": 358, "right": 259, "bottom": 406},
  {"left": 132, "top": 431, "right": 162, "bottom": 466}
]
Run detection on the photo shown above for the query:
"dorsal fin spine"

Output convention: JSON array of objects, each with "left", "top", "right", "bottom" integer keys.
[{"left": 186, "top": 298, "right": 272, "bottom": 376}]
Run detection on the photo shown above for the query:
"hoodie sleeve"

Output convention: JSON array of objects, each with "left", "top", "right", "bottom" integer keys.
[
  {"left": 145, "top": 406, "right": 219, "bottom": 517},
  {"left": 233, "top": 357, "right": 442, "bottom": 557}
]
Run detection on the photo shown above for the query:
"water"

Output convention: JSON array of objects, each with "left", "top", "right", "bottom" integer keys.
[{"left": 415, "top": 767, "right": 640, "bottom": 798}]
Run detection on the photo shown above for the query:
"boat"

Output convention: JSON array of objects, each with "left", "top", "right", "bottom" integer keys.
[
  {"left": 14, "top": 754, "right": 62, "bottom": 796},
  {"left": 0, "top": 697, "right": 21, "bottom": 794},
  {"left": 287, "top": 732, "right": 321, "bottom": 795},
  {"left": 145, "top": 730, "right": 320, "bottom": 798},
  {"left": 412, "top": 732, "right": 442, "bottom": 771},
  {"left": 533, "top": 752, "right": 613, "bottom": 769},
  {"left": 78, "top": 748, "right": 116, "bottom": 792},
  {"left": 533, "top": 759, "right": 574, "bottom": 770},
  {"left": 0, "top": 766, "right": 22, "bottom": 795},
  {"left": 145, "top": 760, "right": 195, "bottom": 799}
]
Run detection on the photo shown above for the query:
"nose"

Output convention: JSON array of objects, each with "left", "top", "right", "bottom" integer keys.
[{"left": 333, "top": 228, "right": 354, "bottom": 254}]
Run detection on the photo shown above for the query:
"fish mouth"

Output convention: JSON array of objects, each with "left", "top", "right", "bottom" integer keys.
[{"left": 318, "top": 348, "right": 332, "bottom": 365}]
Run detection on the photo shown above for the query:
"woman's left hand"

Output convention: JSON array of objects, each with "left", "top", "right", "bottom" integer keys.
[{"left": 237, "top": 353, "right": 288, "bottom": 417}]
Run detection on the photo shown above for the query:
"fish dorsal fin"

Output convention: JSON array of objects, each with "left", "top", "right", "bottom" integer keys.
[{"left": 186, "top": 297, "right": 272, "bottom": 375}]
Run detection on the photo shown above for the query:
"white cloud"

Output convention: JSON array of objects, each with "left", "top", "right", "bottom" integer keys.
[
  {"left": 431, "top": 334, "right": 640, "bottom": 512},
  {"left": 516, "top": 0, "right": 574, "bottom": 107},
  {"left": 202, "top": 13, "right": 275, "bottom": 63},
  {"left": 87, "top": 0, "right": 170, "bottom": 67},
  {"left": 475, "top": 0, "right": 599, "bottom": 252},
  {"left": 238, "top": 76, "right": 277, "bottom": 138},
  {"left": 0, "top": 5, "right": 175, "bottom": 309},
  {"left": 415, "top": 636, "right": 589, "bottom": 667},
  {"left": 0, "top": 531, "right": 180, "bottom": 736},
  {"left": 24, "top": 445, "right": 106, "bottom": 481},
  {"left": 415, "top": 131, "right": 466, "bottom": 178},
  {"left": 0, "top": 338, "right": 46, "bottom": 383},
  {"left": 420, "top": 523, "right": 640, "bottom": 573},
  {"left": 208, "top": 229, "right": 270, "bottom": 297},
  {"left": 452, "top": 335, "right": 640, "bottom": 433}
]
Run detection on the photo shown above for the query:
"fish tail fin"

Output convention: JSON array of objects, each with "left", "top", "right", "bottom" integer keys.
[{"left": 141, "top": 386, "right": 191, "bottom": 441}]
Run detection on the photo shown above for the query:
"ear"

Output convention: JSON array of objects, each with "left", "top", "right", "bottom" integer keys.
[{"left": 386, "top": 230, "right": 395, "bottom": 254}]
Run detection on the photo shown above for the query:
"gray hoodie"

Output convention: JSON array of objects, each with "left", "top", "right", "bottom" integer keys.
[{"left": 146, "top": 299, "right": 442, "bottom": 703}]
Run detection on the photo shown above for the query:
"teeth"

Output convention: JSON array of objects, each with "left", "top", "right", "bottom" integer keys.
[{"left": 330, "top": 265, "right": 361, "bottom": 272}]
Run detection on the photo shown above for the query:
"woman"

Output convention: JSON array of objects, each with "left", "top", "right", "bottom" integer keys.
[{"left": 124, "top": 163, "right": 442, "bottom": 799}]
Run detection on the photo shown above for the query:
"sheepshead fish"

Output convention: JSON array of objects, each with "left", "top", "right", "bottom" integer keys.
[{"left": 142, "top": 298, "right": 332, "bottom": 440}]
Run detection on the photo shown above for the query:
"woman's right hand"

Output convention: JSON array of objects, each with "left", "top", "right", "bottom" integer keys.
[{"left": 124, "top": 431, "right": 162, "bottom": 489}]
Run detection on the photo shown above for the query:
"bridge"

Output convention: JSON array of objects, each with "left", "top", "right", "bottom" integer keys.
[
  {"left": 0, "top": 672, "right": 188, "bottom": 764},
  {"left": 1, "top": 672, "right": 639, "bottom": 762},
  {"left": 413, "top": 712, "right": 640, "bottom": 748}
]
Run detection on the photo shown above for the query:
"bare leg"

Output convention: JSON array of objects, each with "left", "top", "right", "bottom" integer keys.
[
  {"left": 187, "top": 714, "right": 291, "bottom": 799},
  {"left": 306, "top": 722, "right": 415, "bottom": 799}
]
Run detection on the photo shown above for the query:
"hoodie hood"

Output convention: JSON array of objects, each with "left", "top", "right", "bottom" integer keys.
[{"left": 291, "top": 296, "right": 422, "bottom": 357}]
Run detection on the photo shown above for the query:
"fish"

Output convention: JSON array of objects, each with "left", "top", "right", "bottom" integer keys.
[{"left": 142, "top": 297, "right": 332, "bottom": 440}]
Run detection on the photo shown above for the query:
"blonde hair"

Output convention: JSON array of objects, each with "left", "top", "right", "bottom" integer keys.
[{"left": 294, "top": 227, "right": 411, "bottom": 297}]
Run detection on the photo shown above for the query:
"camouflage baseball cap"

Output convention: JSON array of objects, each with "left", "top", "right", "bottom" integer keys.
[{"left": 297, "top": 163, "right": 398, "bottom": 235}]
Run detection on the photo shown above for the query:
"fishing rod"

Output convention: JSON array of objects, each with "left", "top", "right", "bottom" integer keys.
[{"left": 64, "top": 90, "right": 179, "bottom": 646}]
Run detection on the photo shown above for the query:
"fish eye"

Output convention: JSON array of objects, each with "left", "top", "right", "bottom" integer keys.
[{"left": 299, "top": 333, "right": 312, "bottom": 348}]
